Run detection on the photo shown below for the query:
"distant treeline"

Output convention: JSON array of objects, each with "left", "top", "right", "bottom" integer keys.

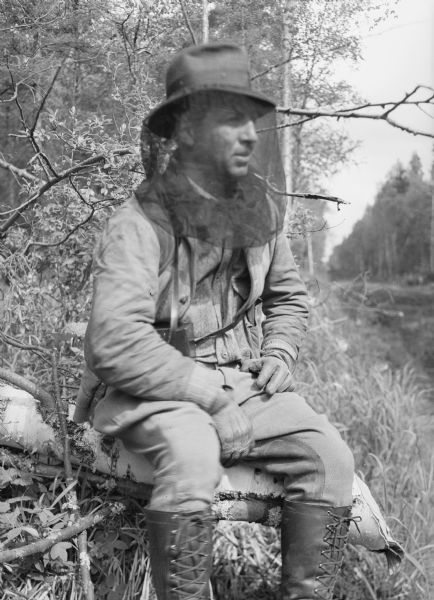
[{"left": 329, "top": 153, "right": 433, "bottom": 281}]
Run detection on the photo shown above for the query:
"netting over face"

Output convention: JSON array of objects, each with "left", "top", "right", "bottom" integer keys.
[{"left": 138, "top": 92, "right": 286, "bottom": 248}]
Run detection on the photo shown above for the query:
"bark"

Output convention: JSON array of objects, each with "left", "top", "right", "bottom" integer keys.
[
  {"left": 202, "top": 0, "right": 209, "bottom": 43},
  {"left": 0, "top": 368, "right": 55, "bottom": 413},
  {"left": 281, "top": 0, "right": 295, "bottom": 200}
]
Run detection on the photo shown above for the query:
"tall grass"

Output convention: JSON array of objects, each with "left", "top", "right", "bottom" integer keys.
[
  {"left": 1, "top": 290, "right": 433, "bottom": 599},
  {"left": 211, "top": 294, "right": 434, "bottom": 599}
]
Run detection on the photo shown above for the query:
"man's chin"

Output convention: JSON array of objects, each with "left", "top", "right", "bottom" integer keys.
[{"left": 229, "top": 164, "right": 250, "bottom": 178}]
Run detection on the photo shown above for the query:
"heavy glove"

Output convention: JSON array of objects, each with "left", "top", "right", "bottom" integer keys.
[
  {"left": 211, "top": 394, "right": 254, "bottom": 467},
  {"left": 241, "top": 355, "right": 294, "bottom": 395}
]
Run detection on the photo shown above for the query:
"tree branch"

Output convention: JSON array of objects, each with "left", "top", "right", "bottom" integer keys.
[
  {"left": 0, "top": 157, "right": 39, "bottom": 182},
  {"left": 0, "top": 149, "right": 131, "bottom": 235},
  {"left": 178, "top": 0, "right": 198, "bottom": 44},
  {"left": 0, "top": 503, "right": 125, "bottom": 564},
  {"left": 0, "top": 330, "right": 50, "bottom": 355},
  {"left": 24, "top": 179, "right": 96, "bottom": 252},
  {"left": 0, "top": 368, "right": 55, "bottom": 413},
  {"left": 254, "top": 174, "right": 349, "bottom": 207},
  {"left": 276, "top": 86, "right": 434, "bottom": 138},
  {"left": 8, "top": 65, "right": 57, "bottom": 180},
  {"left": 50, "top": 348, "right": 94, "bottom": 598},
  {"left": 29, "top": 64, "right": 63, "bottom": 136},
  {"left": 285, "top": 191, "right": 348, "bottom": 206}
]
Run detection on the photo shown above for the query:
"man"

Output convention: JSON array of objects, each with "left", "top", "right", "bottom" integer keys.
[{"left": 75, "top": 43, "right": 354, "bottom": 600}]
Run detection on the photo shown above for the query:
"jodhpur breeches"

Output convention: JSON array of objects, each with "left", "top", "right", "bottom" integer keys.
[{"left": 113, "top": 369, "right": 354, "bottom": 512}]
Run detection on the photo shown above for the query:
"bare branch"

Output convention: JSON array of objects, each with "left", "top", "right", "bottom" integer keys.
[
  {"left": 0, "top": 85, "right": 20, "bottom": 104},
  {"left": 250, "top": 40, "right": 360, "bottom": 82},
  {"left": 178, "top": 0, "right": 198, "bottom": 44},
  {"left": 251, "top": 56, "right": 295, "bottom": 82},
  {"left": 51, "top": 347, "right": 95, "bottom": 598},
  {"left": 25, "top": 208, "right": 95, "bottom": 251},
  {"left": 0, "top": 157, "right": 39, "bottom": 182},
  {"left": 0, "top": 503, "right": 125, "bottom": 564},
  {"left": 0, "top": 367, "right": 55, "bottom": 413},
  {"left": 254, "top": 174, "right": 349, "bottom": 207},
  {"left": 0, "top": 330, "right": 50, "bottom": 355},
  {"left": 276, "top": 86, "right": 434, "bottom": 138},
  {"left": 6, "top": 65, "right": 55, "bottom": 181},
  {"left": 283, "top": 191, "right": 348, "bottom": 206},
  {"left": 29, "top": 64, "right": 63, "bottom": 135},
  {"left": 117, "top": 11, "right": 137, "bottom": 84},
  {"left": 0, "top": 2, "right": 64, "bottom": 33}
]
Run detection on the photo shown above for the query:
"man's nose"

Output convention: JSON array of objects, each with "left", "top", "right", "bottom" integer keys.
[{"left": 240, "top": 119, "right": 258, "bottom": 145}]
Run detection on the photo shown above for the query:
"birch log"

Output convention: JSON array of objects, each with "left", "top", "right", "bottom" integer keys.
[{"left": 0, "top": 383, "right": 404, "bottom": 574}]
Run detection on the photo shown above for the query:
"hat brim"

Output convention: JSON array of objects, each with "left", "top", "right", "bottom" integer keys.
[{"left": 146, "top": 86, "right": 276, "bottom": 138}]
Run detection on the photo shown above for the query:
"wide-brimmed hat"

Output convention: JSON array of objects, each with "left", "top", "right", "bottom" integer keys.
[{"left": 146, "top": 42, "right": 276, "bottom": 138}]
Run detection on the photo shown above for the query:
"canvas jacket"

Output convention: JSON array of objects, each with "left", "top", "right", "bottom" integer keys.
[{"left": 73, "top": 181, "right": 309, "bottom": 426}]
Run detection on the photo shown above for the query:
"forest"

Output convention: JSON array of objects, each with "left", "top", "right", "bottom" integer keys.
[
  {"left": 330, "top": 153, "right": 434, "bottom": 281},
  {"left": 0, "top": 1, "right": 433, "bottom": 599}
]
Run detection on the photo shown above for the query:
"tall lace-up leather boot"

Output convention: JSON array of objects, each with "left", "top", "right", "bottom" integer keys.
[
  {"left": 145, "top": 508, "right": 214, "bottom": 599},
  {"left": 281, "top": 501, "right": 352, "bottom": 599}
]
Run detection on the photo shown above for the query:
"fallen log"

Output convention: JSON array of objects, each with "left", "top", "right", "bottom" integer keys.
[{"left": 0, "top": 383, "right": 404, "bottom": 573}]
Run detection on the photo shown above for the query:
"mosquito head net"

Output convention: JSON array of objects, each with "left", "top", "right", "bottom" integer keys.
[{"left": 137, "top": 45, "right": 287, "bottom": 248}]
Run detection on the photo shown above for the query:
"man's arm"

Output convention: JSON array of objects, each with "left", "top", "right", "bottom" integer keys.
[
  {"left": 259, "top": 232, "right": 309, "bottom": 371},
  {"left": 84, "top": 205, "right": 224, "bottom": 413},
  {"left": 240, "top": 233, "right": 308, "bottom": 393}
]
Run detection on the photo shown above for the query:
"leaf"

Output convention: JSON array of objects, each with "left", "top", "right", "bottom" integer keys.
[
  {"left": 0, "top": 508, "right": 20, "bottom": 528},
  {"left": 21, "top": 526, "right": 40, "bottom": 538},
  {"left": 4, "top": 527, "right": 26, "bottom": 543},
  {"left": 0, "top": 467, "right": 16, "bottom": 489},
  {"left": 37, "top": 508, "right": 54, "bottom": 526},
  {"left": 0, "top": 501, "right": 11, "bottom": 513},
  {"left": 50, "top": 541, "right": 72, "bottom": 562}
]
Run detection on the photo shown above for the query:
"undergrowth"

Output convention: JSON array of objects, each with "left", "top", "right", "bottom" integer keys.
[{"left": 0, "top": 287, "right": 433, "bottom": 599}]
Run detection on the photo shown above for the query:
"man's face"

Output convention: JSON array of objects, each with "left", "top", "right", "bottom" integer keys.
[{"left": 189, "top": 95, "right": 259, "bottom": 179}]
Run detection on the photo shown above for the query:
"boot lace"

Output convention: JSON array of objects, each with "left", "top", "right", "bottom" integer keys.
[
  {"left": 168, "top": 513, "right": 214, "bottom": 599},
  {"left": 314, "top": 510, "right": 357, "bottom": 599}
]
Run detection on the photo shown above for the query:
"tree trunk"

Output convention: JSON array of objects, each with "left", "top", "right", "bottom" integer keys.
[
  {"left": 430, "top": 181, "right": 434, "bottom": 273},
  {"left": 202, "top": 0, "right": 209, "bottom": 43},
  {"left": 281, "top": 0, "right": 295, "bottom": 202}
]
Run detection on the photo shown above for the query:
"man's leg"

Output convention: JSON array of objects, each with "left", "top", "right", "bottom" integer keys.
[
  {"left": 117, "top": 402, "right": 222, "bottom": 600},
  {"left": 242, "top": 391, "right": 354, "bottom": 600}
]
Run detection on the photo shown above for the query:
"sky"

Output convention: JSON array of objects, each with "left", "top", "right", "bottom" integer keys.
[{"left": 323, "top": 0, "right": 434, "bottom": 260}]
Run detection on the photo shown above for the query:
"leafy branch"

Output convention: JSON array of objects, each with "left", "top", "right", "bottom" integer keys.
[{"left": 0, "top": 150, "right": 131, "bottom": 236}]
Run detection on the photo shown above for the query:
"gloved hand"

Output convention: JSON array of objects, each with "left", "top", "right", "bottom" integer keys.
[
  {"left": 211, "top": 394, "right": 254, "bottom": 467},
  {"left": 241, "top": 356, "right": 295, "bottom": 395}
]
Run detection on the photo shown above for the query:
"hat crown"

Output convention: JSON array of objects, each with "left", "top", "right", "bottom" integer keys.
[
  {"left": 165, "top": 43, "right": 251, "bottom": 98},
  {"left": 146, "top": 42, "right": 275, "bottom": 138}
]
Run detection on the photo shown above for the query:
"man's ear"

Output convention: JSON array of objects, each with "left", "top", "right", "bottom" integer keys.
[{"left": 176, "top": 113, "right": 195, "bottom": 147}]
